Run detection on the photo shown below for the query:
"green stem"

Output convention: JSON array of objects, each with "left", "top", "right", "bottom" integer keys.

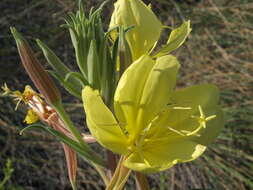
[
  {"left": 93, "top": 163, "right": 110, "bottom": 186},
  {"left": 53, "top": 101, "right": 85, "bottom": 146},
  {"left": 70, "top": 181, "right": 77, "bottom": 190},
  {"left": 106, "top": 156, "right": 124, "bottom": 190},
  {"left": 106, "top": 156, "right": 132, "bottom": 190},
  {"left": 52, "top": 100, "right": 104, "bottom": 166},
  {"left": 113, "top": 164, "right": 131, "bottom": 190}
]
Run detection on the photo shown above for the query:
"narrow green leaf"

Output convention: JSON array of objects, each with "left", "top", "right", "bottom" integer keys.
[
  {"left": 36, "top": 39, "right": 69, "bottom": 75},
  {"left": 65, "top": 72, "right": 88, "bottom": 87},
  {"left": 112, "top": 36, "right": 119, "bottom": 88},
  {"left": 154, "top": 20, "right": 191, "bottom": 57},
  {"left": 87, "top": 40, "right": 100, "bottom": 89},
  {"left": 118, "top": 27, "right": 132, "bottom": 73},
  {"left": 100, "top": 39, "right": 113, "bottom": 106},
  {"left": 49, "top": 71, "right": 81, "bottom": 99},
  {"left": 19, "top": 124, "right": 46, "bottom": 135},
  {"left": 36, "top": 39, "right": 83, "bottom": 94},
  {"left": 76, "top": 31, "right": 88, "bottom": 80},
  {"left": 20, "top": 124, "right": 105, "bottom": 166},
  {"left": 69, "top": 27, "right": 79, "bottom": 52}
]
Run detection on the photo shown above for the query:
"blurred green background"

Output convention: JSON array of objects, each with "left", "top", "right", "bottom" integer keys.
[{"left": 0, "top": 0, "right": 252, "bottom": 189}]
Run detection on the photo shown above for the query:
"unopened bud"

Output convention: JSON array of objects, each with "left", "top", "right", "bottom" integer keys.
[
  {"left": 10, "top": 27, "right": 61, "bottom": 105},
  {"left": 118, "top": 27, "right": 133, "bottom": 74},
  {"left": 109, "top": 0, "right": 162, "bottom": 60}
]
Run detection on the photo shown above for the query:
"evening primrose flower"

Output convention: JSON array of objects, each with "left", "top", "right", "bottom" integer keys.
[
  {"left": 82, "top": 55, "right": 224, "bottom": 173},
  {"left": 109, "top": 0, "right": 162, "bottom": 60}
]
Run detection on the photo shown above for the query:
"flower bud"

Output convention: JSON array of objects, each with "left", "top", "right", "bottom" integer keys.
[
  {"left": 118, "top": 27, "right": 133, "bottom": 73},
  {"left": 109, "top": 0, "right": 162, "bottom": 60},
  {"left": 11, "top": 27, "right": 61, "bottom": 105}
]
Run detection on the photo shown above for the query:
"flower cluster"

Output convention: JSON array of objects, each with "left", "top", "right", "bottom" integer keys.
[
  {"left": 82, "top": 0, "right": 224, "bottom": 173},
  {"left": 7, "top": 0, "right": 224, "bottom": 189}
]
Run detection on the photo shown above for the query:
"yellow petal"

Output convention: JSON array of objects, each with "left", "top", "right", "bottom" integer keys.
[
  {"left": 124, "top": 137, "right": 206, "bottom": 173},
  {"left": 147, "top": 84, "right": 221, "bottom": 142},
  {"left": 82, "top": 86, "right": 128, "bottom": 154},
  {"left": 155, "top": 84, "right": 219, "bottom": 128},
  {"left": 24, "top": 109, "right": 39, "bottom": 124},
  {"left": 124, "top": 152, "right": 163, "bottom": 173},
  {"left": 154, "top": 21, "right": 192, "bottom": 58},
  {"left": 136, "top": 55, "right": 180, "bottom": 132},
  {"left": 188, "top": 105, "right": 224, "bottom": 145},
  {"left": 109, "top": 0, "right": 162, "bottom": 60},
  {"left": 114, "top": 55, "right": 155, "bottom": 135},
  {"left": 143, "top": 140, "right": 206, "bottom": 172},
  {"left": 168, "top": 84, "right": 219, "bottom": 126}
]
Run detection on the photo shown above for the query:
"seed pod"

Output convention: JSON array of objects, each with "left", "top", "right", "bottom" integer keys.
[{"left": 11, "top": 27, "right": 61, "bottom": 105}]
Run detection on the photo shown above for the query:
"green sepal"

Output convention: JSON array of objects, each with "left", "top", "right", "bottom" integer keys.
[
  {"left": 49, "top": 71, "right": 81, "bottom": 99},
  {"left": 20, "top": 124, "right": 105, "bottom": 166},
  {"left": 75, "top": 29, "right": 88, "bottom": 80},
  {"left": 36, "top": 39, "right": 83, "bottom": 95},
  {"left": 87, "top": 40, "right": 100, "bottom": 89},
  {"left": 36, "top": 40, "right": 72, "bottom": 78},
  {"left": 118, "top": 26, "right": 133, "bottom": 74},
  {"left": 154, "top": 20, "right": 191, "bottom": 58},
  {"left": 100, "top": 39, "right": 115, "bottom": 106},
  {"left": 64, "top": 1, "right": 109, "bottom": 83},
  {"left": 65, "top": 72, "right": 88, "bottom": 87},
  {"left": 111, "top": 36, "right": 119, "bottom": 89},
  {"left": 65, "top": 12, "right": 88, "bottom": 80}
]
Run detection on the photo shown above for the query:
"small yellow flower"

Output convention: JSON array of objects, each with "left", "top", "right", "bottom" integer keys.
[{"left": 82, "top": 55, "right": 224, "bottom": 173}]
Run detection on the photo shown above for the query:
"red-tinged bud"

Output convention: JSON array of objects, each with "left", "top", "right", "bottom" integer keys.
[
  {"left": 47, "top": 113, "right": 77, "bottom": 190},
  {"left": 63, "top": 144, "right": 77, "bottom": 190},
  {"left": 10, "top": 27, "right": 61, "bottom": 105}
]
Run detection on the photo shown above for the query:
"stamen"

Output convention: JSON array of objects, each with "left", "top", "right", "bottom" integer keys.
[
  {"left": 206, "top": 115, "right": 217, "bottom": 121},
  {"left": 172, "top": 106, "right": 192, "bottom": 110},
  {"left": 167, "top": 127, "right": 186, "bottom": 136},
  {"left": 184, "top": 126, "right": 203, "bottom": 136},
  {"left": 198, "top": 105, "right": 205, "bottom": 118},
  {"left": 181, "top": 130, "right": 200, "bottom": 137},
  {"left": 187, "top": 105, "right": 217, "bottom": 136},
  {"left": 138, "top": 150, "right": 151, "bottom": 167}
]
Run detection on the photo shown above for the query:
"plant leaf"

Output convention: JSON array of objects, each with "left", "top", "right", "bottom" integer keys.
[
  {"left": 154, "top": 20, "right": 191, "bottom": 58},
  {"left": 87, "top": 40, "right": 100, "bottom": 89},
  {"left": 37, "top": 39, "right": 83, "bottom": 96},
  {"left": 65, "top": 72, "right": 88, "bottom": 87},
  {"left": 20, "top": 124, "right": 105, "bottom": 166},
  {"left": 49, "top": 71, "right": 81, "bottom": 99}
]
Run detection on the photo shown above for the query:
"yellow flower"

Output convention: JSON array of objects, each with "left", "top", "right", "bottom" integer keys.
[
  {"left": 109, "top": 0, "right": 162, "bottom": 61},
  {"left": 82, "top": 55, "right": 224, "bottom": 173}
]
